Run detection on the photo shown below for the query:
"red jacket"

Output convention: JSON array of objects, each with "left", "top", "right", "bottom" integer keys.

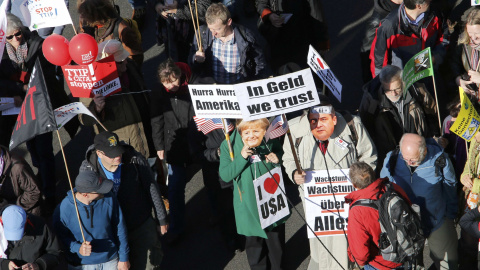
[{"left": 345, "top": 178, "right": 410, "bottom": 269}]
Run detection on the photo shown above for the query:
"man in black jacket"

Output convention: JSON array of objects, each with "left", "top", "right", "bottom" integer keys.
[
  {"left": 0, "top": 205, "right": 60, "bottom": 269},
  {"left": 79, "top": 131, "right": 167, "bottom": 270}
]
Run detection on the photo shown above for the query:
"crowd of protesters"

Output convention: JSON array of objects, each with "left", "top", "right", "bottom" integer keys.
[{"left": 5, "top": 0, "right": 480, "bottom": 269}]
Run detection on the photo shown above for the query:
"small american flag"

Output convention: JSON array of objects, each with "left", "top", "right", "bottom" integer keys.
[
  {"left": 265, "top": 115, "right": 289, "bottom": 141},
  {"left": 193, "top": 117, "right": 234, "bottom": 135}
]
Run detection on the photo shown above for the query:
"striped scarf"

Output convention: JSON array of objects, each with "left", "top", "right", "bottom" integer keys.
[
  {"left": 6, "top": 42, "right": 28, "bottom": 70},
  {"left": 468, "top": 42, "right": 480, "bottom": 71}
]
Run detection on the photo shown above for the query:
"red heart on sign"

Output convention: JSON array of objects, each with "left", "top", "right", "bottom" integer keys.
[
  {"left": 264, "top": 173, "right": 281, "bottom": 194},
  {"left": 317, "top": 58, "right": 325, "bottom": 69}
]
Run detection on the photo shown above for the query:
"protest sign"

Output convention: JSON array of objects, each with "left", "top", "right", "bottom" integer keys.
[
  {"left": 54, "top": 102, "right": 96, "bottom": 129},
  {"left": 449, "top": 88, "right": 480, "bottom": 141},
  {"left": 307, "top": 45, "right": 342, "bottom": 102},
  {"left": 235, "top": 69, "right": 318, "bottom": 121},
  {"left": 303, "top": 169, "right": 354, "bottom": 238},
  {"left": 402, "top": 47, "right": 433, "bottom": 95},
  {"left": 17, "top": 0, "right": 72, "bottom": 31},
  {"left": 473, "top": 0, "right": 480, "bottom": 6},
  {"left": 189, "top": 84, "right": 242, "bottom": 119},
  {"left": 253, "top": 167, "right": 290, "bottom": 229},
  {"left": 63, "top": 56, "right": 121, "bottom": 98}
]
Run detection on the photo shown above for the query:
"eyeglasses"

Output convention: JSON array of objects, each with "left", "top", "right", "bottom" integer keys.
[
  {"left": 384, "top": 87, "right": 402, "bottom": 94},
  {"left": 6, "top": 31, "right": 22, "bottom": 41},
  {"left": 400, "top": 155, "right": 421, "bottom": 166}
]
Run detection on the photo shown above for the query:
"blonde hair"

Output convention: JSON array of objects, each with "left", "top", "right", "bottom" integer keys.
[
  {"left": 205, "top": 3, "right": 231, "bottom": 25},
  {"left": 459, "top": 7, "right": 480, "bottom": 45},
  {"left": 236, "top": 118, "right": 269, "bottom": 134}
]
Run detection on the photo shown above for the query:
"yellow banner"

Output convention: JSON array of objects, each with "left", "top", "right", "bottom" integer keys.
[{"left": 449, "top": 88, "right": 480, "bottom": 141}]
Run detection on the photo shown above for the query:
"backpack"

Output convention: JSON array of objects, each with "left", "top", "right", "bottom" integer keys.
[{"left": 350, "top": 181, "right": 425, "bottom": 264}]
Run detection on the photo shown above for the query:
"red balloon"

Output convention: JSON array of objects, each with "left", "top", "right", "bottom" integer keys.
[
  {"left": 69, "top": 33, "right": 98, "bottom": 65},
  {"left": 42, "top": 35, "right": 71, "bottom": 66}
]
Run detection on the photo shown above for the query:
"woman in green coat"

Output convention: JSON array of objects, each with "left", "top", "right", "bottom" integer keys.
[{"left": 219, "top": 118, "right": 288, "bottom": 270}]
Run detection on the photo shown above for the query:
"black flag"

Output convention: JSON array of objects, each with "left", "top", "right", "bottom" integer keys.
[{"left": 9, "top": 59, "right": 57, "bottom": 150}]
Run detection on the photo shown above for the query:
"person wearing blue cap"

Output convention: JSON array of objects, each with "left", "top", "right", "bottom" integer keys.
[
  {"left": 53, "top": 170, "right": 130, "bottom": 270},
  {"left": 0, "top": 205, "right": 60, "bottom": 269}
]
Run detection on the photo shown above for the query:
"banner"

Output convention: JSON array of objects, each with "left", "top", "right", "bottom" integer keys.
[
  {"left": 189, "top": 84, "right": 242, "bottom": 119},
  {"left": 235, "top": 69, "right": 318, "bottom": 121},
  {"left": 402, "top": 47, "right": 434, "bottom": 95},
  {"left": 9, "top": 59, "right": 57, "bottom": 150},
  {"left": 253, "top": 167, "right": 290, "bottom": 229},
  {"left": 303, "top": 169, "right": 354, "bottom": 238},
  {"left": 54, "top": 102, "right": 96, "bottom": 129},
  {"left": 307, "top": 45, "right": 342, "bottom": 102},
  {"left": 0, "top": 0, "right": 8, "bottom": 65},
  {"left": 63, "top": 56, "right": 121, "bottom": 98},
  {"left": 472, "top": 0, "right": 480, "bottom": 6},
  {"left": 17, "top": 0, "right": 72, "bottom": 31},
  {"left": 449, "top": 88, "right": 480, "bottom": 141}
]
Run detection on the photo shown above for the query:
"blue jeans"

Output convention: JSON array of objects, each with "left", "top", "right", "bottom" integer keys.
[
  {"left": 167, "top": 164, "right": 187, "bottom": 234},
  {"left": 68, "top": 258, "right": 118, "bottom": 270}
]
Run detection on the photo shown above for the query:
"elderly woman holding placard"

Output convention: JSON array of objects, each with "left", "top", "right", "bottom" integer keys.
[{"left": 219, "top": 118, "right": 289, "bottom": 269}]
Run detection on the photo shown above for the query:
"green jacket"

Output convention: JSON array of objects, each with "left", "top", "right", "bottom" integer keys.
[{"left": 219, "top": 130, "right": 288, "bottom": 238}]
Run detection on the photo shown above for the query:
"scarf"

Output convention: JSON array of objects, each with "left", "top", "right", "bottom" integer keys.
[
  {"left": 468, "top": 41, "right": 480, "bottom": 71},
  {"left": 6, "top": 42, "right": 28, "bottom": 70}
]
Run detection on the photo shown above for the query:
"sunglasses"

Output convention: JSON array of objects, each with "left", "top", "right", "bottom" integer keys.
[{"left": 6, "top": 31, "right": 22, "bottom": 41}]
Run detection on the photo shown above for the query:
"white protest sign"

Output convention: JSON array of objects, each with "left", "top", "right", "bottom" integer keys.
[
  {"left": 307, "top": 45, "right": 343, "bottom": 102},
  {"left": 235, "top": 69, "right": 318, "bottom": 121},
  {"left": 473, "top": 0, "right": 480, "bottom": 6},
  {"left": 304, "top": 169, "right": 354, "bottom": 238},
  {"left": 18, "top": 0, "right": 72, "bottom": 31},
  {"left": 54, "top": 102, "right": 96, "bottom": 129},
  {"left": 189, "top": 84, "right": 242, "bottom": 119},
  {"left": 253, "top": 167, "right": 290, "bottom": 229}
]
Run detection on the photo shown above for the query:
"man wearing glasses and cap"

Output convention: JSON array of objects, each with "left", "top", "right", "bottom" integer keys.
[
  {"left": 0, "top": 205, "right": 61, "bottom": 270},
  {"left": 79, "top": 131, "right": 167, "bottom": 270},
  {"left": 282, "top": 94, "right": 377, "bottom": 270}
]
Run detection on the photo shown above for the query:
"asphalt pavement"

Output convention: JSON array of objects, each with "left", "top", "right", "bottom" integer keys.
[{"left": 14, "top": 0, "right": 443, "bottom": 269}]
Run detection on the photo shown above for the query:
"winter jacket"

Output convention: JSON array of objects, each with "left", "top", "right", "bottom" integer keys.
[
  {"left": 370, "top": 3, "right": 448, "bottom": 76},
  {"left": 345, "top": 178, "right": 408, "bottom": 269},
  {"left": 80, "top": 59, "right": 153, "bottom": 158},
  {"left": 0, "top": 213, "right": 61, "bottom": 270},
  {"left": 0, "top": 27, "right": 78, "bottom": 146},
  {"left": 380, "top": 138, "right": 457, "bottom": 236},
  {"left": 188, "top": 24, "right": 267, "bottom": 81},
  {"left": 151, "top": 63, "right": 194, "bottom": 165},
  {"left": 359, "top": 77, "right": 438, "bottom": 166},
  {"left": 80, "top": 144, "right": 167, "bottom": 230},
  {"left": 282, "top": 113, "right": 377, "bottom": 270},
  {"left": 0, "top": 146, "right": 41, "bottom": 215},
  {"left": 53, "top": 191, "right": 129, "bottom": 266},
  {"left": 461, "top": 137, "right": 480, "bottom": 192},
  {"left": 219, "top": 130, "right": 288, "bottom": 238}
]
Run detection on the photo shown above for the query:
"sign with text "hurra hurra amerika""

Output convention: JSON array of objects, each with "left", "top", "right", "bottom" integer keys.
[
  {"left": 235, "top": 69, "right": 319, "bottom": 121},
  {"left": 189, "top": 84, "right": 243, "bottom": 119},
  {"left": 304, "top": 169, "right": 354, "bottom": 238}
]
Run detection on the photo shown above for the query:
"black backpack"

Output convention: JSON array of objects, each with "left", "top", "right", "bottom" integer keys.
[{"left": 350, "top": 181, "right": 425, "bottom": 263}]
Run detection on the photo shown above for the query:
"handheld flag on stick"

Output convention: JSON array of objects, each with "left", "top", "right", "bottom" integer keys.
[
  {"left": 193, "top": 117, "right": 234, "bottom": 135},
  {"left": 9, "top": 59, "right": 86, "bottom": 243},
  {"left": 265, "top": 115, "right": 289, "bottom": 141},
  {"left": 9, "top": 60, "right": 57, "bottom": 150},
  {"left": 449, "top": 87, "right": 480, "bottom": 142}
]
